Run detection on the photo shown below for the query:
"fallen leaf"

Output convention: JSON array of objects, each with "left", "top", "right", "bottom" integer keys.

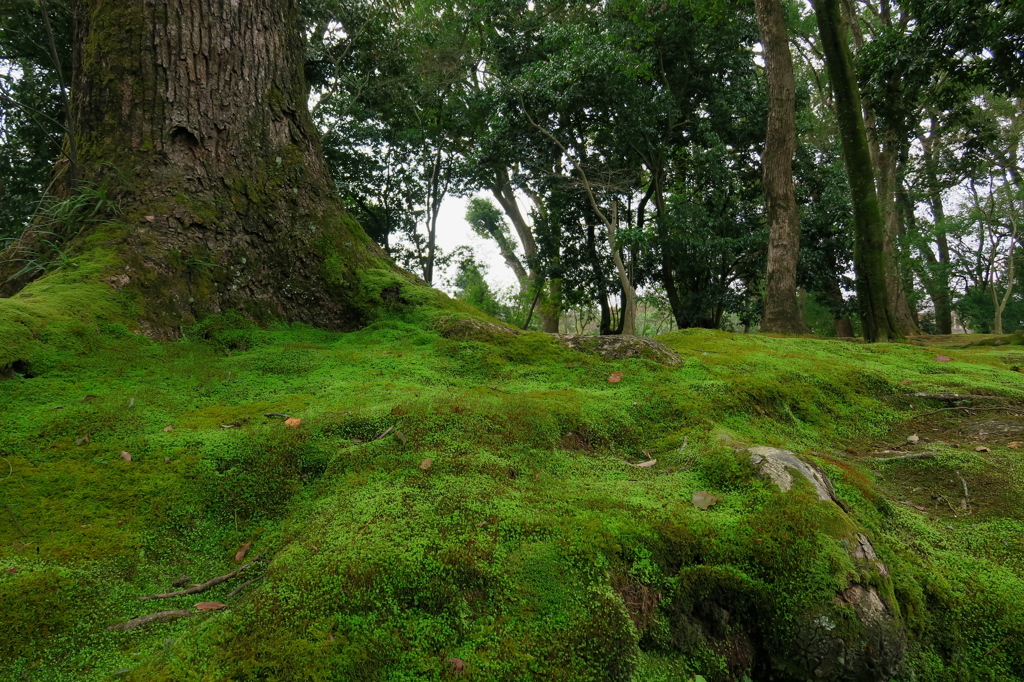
[
  {"left": 164, "top": 457, "right": 170, "bottom": 463},
  {"left": 900, "top": 380, "right": 913, "bottom": 385},
  {"left": 419, "top": 458, "right": 433, "bottom": 471},
  {"left": 145, "top": 215, "right": 155, "bottom": 222},
  {"left": 328, "top": 632, "right": 335, "bottom": 642},
  {"left": 906, "top": 434, "right": 920, "bottom": 444},
  {"left": 285, "top": 418, "right": 302, "bottom": 428},
  {"left": 692, "top": 491, "right": 722, "bottom": 510},
  {"left": 163, "top": 425, "right": 175, "bottom": 433},
  {"left": 120, "top": 451, "right": 132, "bottom": 462},
  {"left": 234, "top": 542, "right": 252, "bottom": 563},
  {"left": 390, "top": 406, "right": 407, "bottom": 416},
  {"left": 194, "top": 601, "right": 226, "bottom": 612},
  {"left": 608, "top": 371, "right": 623, "bottom": 383},
  {"left": 81, "top": 394, "right": 97, "bottom": 402},
  {"left": 447, "top": 658, "right": 466, "bottom": 673},
  {"left": 395, "top": 430, "right": 408, "bottom": 445},
  {"left": 1009, "top": 442, "right": 1022, "bottom": 448},
  {"left": 935, "top": 355, "right": 952, "bottom": 362},
  {"left": 6, "top": 567, "right": 17, "bottom": 575},
  {"left": 75, "top": 436, "right": 90, "bottom": 446},
  {"left": 975, "top": 446, "right": 990, "bottom": 452},
  {"left": 633, "top": 459, "right": 657, "bottom": 468},
  {"left": 534, "top": 472, "right": 540, "bottom": 482}
]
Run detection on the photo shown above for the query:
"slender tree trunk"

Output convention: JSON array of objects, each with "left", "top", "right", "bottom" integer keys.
[
  {"left": 423, "top": 146, "right": 443, "bottom": 285},
  {"left": 585, "top": 218, "right": 612, "bottom": 335},
  {"left": 489, "top": 168, "right": 561, "bottom": 330},
  {"left": 920, "top": 125, "right": 953, "bottom": 333},
  {"left": 876, "top": 141, "right": 920, "bottom": 334},
  {"left": 754, "top": 0, "right": 808, "bottom": 335},
  {"left": 17, "top": 0, "right": 388, "bottom": 336},
  {"left": 608, "top": 201, "right": 636, "bottom": 335},
  {"left": 822, "top": 282, "right": 854, "bottom": 337},
  {"left": 652, "top": 173, "right": 685, "bottom": 329},
  {"left": 813, "top": 0, "right": 899, "bottom": 341}
]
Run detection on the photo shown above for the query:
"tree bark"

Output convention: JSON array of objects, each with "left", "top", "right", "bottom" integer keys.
[
  {"left": 876, "top": 141, "right": 920, "bottom": 334},
  {"left": 2, "top": 0, "right": 390, "bottom": 336},
  {"left": 608, "top": 201, "right": 636, "bottom": 335},
  {"left": 813, "top": 0, "right": 900, "bottom": 342},
  {"left": 842, "top": 0, "right": 918, "bottom": 336},
  {"left": 754, "top": 0, "right": 809, "bottom": 335},
  {"left": 920, "top": 123, "right": 953, "bottom": 334}
]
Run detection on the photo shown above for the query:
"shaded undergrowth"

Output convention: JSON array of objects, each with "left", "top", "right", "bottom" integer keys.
[{"left": 1, "top": 311, "right": 1023, "bottom": 681}]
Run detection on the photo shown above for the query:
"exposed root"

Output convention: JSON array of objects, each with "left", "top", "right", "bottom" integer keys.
[
  {"left": 873, "top": 453, "right": 938, "bottom": 463},
  {"left": 914, "top": 406, "right": 1024, "bottom": 419},
  {"left": 107, "top": 609, "right": 194, "bottom": 631},
  {"left": 138, "top": 550, "right": 264, "bottom": 601},
  {"left": 224, "top": 574, "right": 264, "bottom": 599}
]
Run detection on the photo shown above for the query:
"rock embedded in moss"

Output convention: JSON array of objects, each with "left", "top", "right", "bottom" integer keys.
[{"left": 747, "top": 446, "right": 834, "bottom": 501}]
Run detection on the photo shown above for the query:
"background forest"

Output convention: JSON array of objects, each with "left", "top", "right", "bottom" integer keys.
[{"left": 2, "top": 0, "right": 1022, "bottom": 338}]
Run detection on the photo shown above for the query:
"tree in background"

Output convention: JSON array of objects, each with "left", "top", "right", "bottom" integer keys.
[
  {"left": 755, "top": 0, "right": 809, "bottom": 334},
  {"left": 813, "top": 0, "right": 899, "bottom": 341}
]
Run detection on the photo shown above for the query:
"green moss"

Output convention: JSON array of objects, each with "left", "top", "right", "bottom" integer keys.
[{"left": 2, "top": 322, "right": 1024, "bottom": 680}]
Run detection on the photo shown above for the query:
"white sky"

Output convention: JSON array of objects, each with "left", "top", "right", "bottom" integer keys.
[{"left": 433, "top": 193, "right": 522, "bottom": 295}]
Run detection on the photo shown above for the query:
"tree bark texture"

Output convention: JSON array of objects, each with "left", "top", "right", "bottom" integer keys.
[
  {"left": 754, "top": 0, "right": 809, "bottom": 335},
  {"left": 44, "top": 0, "right": 389, "bottom": 336},
  {"left": 813, "top": 0, "right": 899, "bottom": 342},
  {"left": 875, "top": 142, "right": 920, "bottom": 334},
  {"left": 608, "top": 201, "right": 636, "bottom": 335}
]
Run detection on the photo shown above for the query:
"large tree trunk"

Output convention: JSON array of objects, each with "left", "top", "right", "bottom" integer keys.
[
  {"left": 813, "top": 0, "right": 900, "bottom": 342},
  {"left": 754, "top": 0, "right": 809, "bottom": 335},
  {"left": 2, "top": 0, "right": 388, "bottom": 336}
]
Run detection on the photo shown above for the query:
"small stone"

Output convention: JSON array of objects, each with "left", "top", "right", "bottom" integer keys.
[{"left": 906, "top": 434, "right": 919, "bottom": 444}]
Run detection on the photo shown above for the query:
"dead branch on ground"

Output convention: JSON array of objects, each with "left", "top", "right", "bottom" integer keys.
[
  {"left": 107, "top": 609, "right": 194, "bottom": 631},
  {"left": 138, "top": 551, "right": 264, "bottom": 601}
]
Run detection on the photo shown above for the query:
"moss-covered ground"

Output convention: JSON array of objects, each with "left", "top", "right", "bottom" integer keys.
[{"left": 1, "top": 296, "right": 1023, "bottom": 680}]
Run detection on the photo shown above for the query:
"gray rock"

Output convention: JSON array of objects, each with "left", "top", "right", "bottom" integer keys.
[{"left": 747, "top": 446, "right": 833, "bottom": 502}]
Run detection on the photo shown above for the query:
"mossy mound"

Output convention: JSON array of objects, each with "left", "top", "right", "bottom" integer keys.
[{"left": 1, "top": 308, "right": 1024, "bottom": 681}]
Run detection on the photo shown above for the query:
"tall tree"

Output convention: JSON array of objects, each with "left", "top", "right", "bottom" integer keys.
[
  {"left": 1, "top": 0, "right": 388, "bottom": 334},
  {"left": 813, "top": 0, "right": 899, "bottom": 341},
  {"left": 754, "top": 0, "right": 809, "bottom": 334}
]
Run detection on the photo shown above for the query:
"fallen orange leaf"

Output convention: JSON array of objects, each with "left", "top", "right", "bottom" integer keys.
[
  {"left": 608, "top": 371, "right": 623, "bottom": 383},
  {"left": 419, "top": 458, "right": 433, "bottom": 471},
  {"left": 194, "top": 601, "right": 226, "bottom": 612},
  {"left": 285, "top": 418, "right": 302, "bottom": 428},
  {"left": 935, "top": 355, "right": 951, "bottom": 362},
  {"left": 692, "top": 491, "right": 722, "bottom": 510},
  {"left": 234, "top": 542, "right": 252, "bottom": 563},
  {"left": 163, "top": 425, "right": 175, "bottom": 433},
  {"left": 120, "top": 451, "right": 132, "bottom": 462}
]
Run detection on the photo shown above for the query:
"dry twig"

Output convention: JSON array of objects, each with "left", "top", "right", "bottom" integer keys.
[
  {"left": 872, "top": 452, "right": 938, "bottom": 463},
  {"left": 225, "top": 574, "right": 264, "bottom": 599},
  {"left": 914, "top": 406, "right": 1024, "bottom": 419},
  {"left": 107, "top": 609, "right": 194, "bottom": 631},
  {"left": 138, "top": 551, "right": 264, "bottom": 601}
]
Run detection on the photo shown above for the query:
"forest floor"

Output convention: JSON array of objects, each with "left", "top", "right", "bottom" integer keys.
[{"left": 0, "top": 312, "right": 1022, "bottom": 682}]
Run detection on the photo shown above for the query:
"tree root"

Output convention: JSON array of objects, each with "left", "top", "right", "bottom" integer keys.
[
  {"left": 873, "top": 452, "right": 938, "bottom": 462},
  {"left": 138, "top": 551, "right": 264, "bottom": 601},
  {"left": 107, "top": 609, "right": 194, "bottom": 631},
  {"left": 914, "top": 406, "right": 1024, "bottom": 418},
  {"left": 224, "top": 574, "right": 264, "bottom": 599}
]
